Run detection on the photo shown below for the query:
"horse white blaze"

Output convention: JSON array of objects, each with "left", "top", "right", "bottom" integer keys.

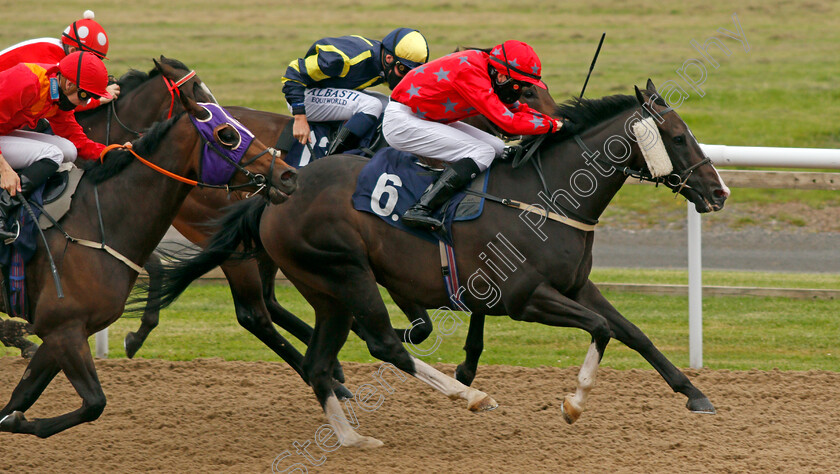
[
  {"left": 412, "top": 357, "right": 497, "bottom": 410},
  {"left": 323, "top": 395, "right": 383, "bottom": 448}
]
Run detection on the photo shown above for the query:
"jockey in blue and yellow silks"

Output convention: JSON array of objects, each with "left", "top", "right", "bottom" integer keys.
[{"left": 281, "top": 28, "right": 429, "bottom": 154}]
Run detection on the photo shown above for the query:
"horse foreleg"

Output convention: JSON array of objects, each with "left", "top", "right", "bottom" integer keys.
[
  {"left": 0, "top": 318, "right": 39, "bottom": 359},
  {"left": 455, "top": 313, "right": 485, "bottom": 386},
  {"left": 124, "top": 252, "right": 164, "bottom": 358},
  {"left": 575, "top": 280, "right": 715, "bottom": 414},
  {"left": 303, "top": 294, "right": 383, "bottom": 448},
  {"left": 512, "top": 282, "right": 611, "bottom": 424},
  {"left": 0, "top": 341, "right": 60, "bottom": 420},
  {"left": 2, "top": 329, "right": 106, "bottom": 438}
]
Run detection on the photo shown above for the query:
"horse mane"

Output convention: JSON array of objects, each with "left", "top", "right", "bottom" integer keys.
[
  {"left": 524, "top": 94, "right": 640, "bottom": 147},
  {"left": 84, "top": 115, "right": 181, "bottom": 184},
  {"left": 116, "top": 57, "right": 193, "bottom": 95}
]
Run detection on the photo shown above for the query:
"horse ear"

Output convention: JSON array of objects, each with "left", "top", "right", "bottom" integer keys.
[
  {"left": 179, "top": 88, "right": 210, "bottom": 121},
  {"left": 634, "top": 85, "right": 646, "bottom": 105},
  {"left": 646, "top": 78, "right": 657, "bottom": 93},
  {"left": 152, "top": 58, "right": 162, "bottom": 72}
]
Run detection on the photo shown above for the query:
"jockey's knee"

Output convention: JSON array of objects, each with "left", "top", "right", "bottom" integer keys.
[{"left": 354, "top": 94, "right": 384, "bottom": 118}]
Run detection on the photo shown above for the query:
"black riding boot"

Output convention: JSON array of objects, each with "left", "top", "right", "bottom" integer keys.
[
  {"left": 327, "top": 112, "right": 378, "bottom": 155},
  {"left": 401, "top": 158, "right": 481, "bottom": 231},
  {"left": 19, "top": 159, "right": 59, "bottom": 195}
]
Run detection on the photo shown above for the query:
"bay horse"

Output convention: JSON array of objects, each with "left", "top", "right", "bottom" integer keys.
[
  {"left": 0, "top": 66, "right": 297, "bottom": 438},
  {"left": 142, "top": 80, "right": 729, "bottom": 447}
]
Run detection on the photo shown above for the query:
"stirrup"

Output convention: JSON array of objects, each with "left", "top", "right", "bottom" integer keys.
[{"left": 2, "top": 223, "right": 20, "bottom": 245}]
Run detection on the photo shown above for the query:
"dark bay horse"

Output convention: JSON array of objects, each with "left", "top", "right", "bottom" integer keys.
[
  {"left": 142, "top": 80, "right": 729, "bottom": 447},
  {"left": 104, "top": 80, "right": 560, "bottom": 399},
  {"left": 0, "top": 70, "right": 297, "bottom": 438}
]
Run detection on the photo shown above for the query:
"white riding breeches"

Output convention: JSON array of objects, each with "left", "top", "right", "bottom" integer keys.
[
  {"left": 0, "top": 130, "right": 76, "bottom": 169},
  {"left": 291, "top": 88, "right": 388, "bottom": 122},
  {"left": 382, "top": 100, "right": 503, "bottom": 171}
]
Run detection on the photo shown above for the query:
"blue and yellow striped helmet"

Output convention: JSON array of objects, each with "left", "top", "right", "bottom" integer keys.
[{"left": 382, "top": 28, "right": 429, "bottom": 69}]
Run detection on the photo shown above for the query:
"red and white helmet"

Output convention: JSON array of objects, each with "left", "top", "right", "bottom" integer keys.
[
  {"left": 489, "top": 40, "right": 547, "bottom": 89},
  {"left": 59, "top": 51, "right": 112, "bottom": 99},
  {"left": 61, "top": 10, "right": 109, "bottom": 59}
]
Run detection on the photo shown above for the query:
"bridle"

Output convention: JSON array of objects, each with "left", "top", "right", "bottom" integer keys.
[
  {"left": 104, "top": 68, "right": 199, "bottom": 144},
  {"left": 101, "top": 100, "right": 279, "bottom": 197}
]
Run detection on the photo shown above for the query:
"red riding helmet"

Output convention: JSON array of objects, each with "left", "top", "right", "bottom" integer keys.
[
  {"left": 61, "top": 10, "right": 109, "bottom": 59},
  {"left": 58, "top": 51, "right": 112, "bottom": 99},
  {"left": 489, "top": 40, "right": 547, "bottom": 89}
]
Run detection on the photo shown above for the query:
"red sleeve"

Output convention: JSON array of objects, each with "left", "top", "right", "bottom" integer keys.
[
  {"left": 49, "top": 110, "right": 105, "bottom": 160},
  {"left": 452, "top": 66, "right": 554, "bottom": 136},
  {"left": 0, "top": 69, "right": 40, "bottom": 155}
]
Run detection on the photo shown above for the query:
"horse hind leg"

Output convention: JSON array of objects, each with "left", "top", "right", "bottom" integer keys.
[
  {"left": 2, "top": 329, "right": 106, "bottom": 438},
  {"left": 345, "top": 282, "right": 497, "bottom": 413},
  {"left": 455, "top": 313, "right": 485, "bottom": 386}
]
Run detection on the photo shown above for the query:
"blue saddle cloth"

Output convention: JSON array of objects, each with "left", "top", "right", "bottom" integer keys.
[
  {"left": 0, "top": 187, "right": 44, "bottom": 322},
  {"left": 351, "top": 148, "right": 490, "bottom": 245}
]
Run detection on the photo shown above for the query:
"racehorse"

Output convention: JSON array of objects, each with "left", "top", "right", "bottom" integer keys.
[
  {"left": 141, "top": 80, "right": 729, "bottom": 447},
  {"left": 104, "top": 77, "right": 561, "bottom": 398},
  {"left": 0, "top": 65, "right": 297, "bottom": 438}
]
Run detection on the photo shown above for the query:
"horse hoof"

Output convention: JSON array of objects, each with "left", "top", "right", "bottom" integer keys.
[
  {"left": 0, "top": 411, "right": 25, "bottom": 432},
  {"left": 686, "top": 397, "right": 716, "bottom": 414},
  {"left": 333, "top": 365, "right": 346, "bottom": 384},
  {"left": 21, "top": 343, "right": 38, "bottom": 359},
  {"left": 124, "top": 333, "right": 140, "bottom": 359},
  {"left": 343, "top": 435, "right": 384, "bottom": 449},
  {"left": 561, "top": 395, "right": 582, "bottom": 424},
  {"left": 334, "top": 383, "right": 354, "bottom": 401},
  {"left": 454, "top": 364, "right": 475, "bottom": 386},
  {"left": 468, "top": 394, "right": 498, "bottom": 412}
]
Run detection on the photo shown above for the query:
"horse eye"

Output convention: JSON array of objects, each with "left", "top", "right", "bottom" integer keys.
[
  {"left": 674, "top": 135, "right": 686, "bottom": 145},
  {"left": 213, "top": 124, "right": 241, "bottom": 148}
]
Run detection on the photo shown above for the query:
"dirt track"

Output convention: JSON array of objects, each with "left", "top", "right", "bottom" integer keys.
[{"left": 1, "top": 357, "right": 838, "bottom": 473}]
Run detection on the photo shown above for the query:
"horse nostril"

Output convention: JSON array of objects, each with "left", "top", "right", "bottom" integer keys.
[
  {"left": 714, "top": 188, "right": 729, "bottom": 199},
  {"left": 280, "top": 169, "right": 297, "bottom": 183}
]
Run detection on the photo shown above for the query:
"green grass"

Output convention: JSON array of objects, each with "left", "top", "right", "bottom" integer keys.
[
  {"left": 6, "top": 268, "right": 837, "bottom": 371},
  {"left": 3, "top": 1, "right": 839, "bottom": 229}
]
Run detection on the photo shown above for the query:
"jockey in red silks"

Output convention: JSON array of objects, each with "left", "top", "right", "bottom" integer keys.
[
  {"left": 384, "top": 40, "right": 574, "bottom": 231},
  {"left": 0, "top": 10, "right": 119, "bottom": 112},
  {"left": 0, "top": 52, "right": 112, "bottom": 240}
]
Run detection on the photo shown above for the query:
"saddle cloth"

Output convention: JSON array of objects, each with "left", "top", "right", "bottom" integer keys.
[{"left": 351, "top": 147, "right": 489, "bottom": 245}]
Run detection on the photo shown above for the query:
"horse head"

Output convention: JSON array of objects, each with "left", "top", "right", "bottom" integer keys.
[
  {"left": 170, "top": 76, "right": 297, "bottom": 203},
  {"left": 633, "top": 79, "right": 729, "bottom": 212}
]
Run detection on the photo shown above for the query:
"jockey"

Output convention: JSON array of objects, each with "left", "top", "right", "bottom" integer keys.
[
  {"left": 0, "top": 51, "right": 112, "bottom": 241},
  {"left": 0, "top": 10, "right": 119, "bottom": 111},
  {"left": 281, "top": 28, "right": 429, "bottom": 155},
  {"left": 384, "top": 40, "right": 574, "bottom": 231}
]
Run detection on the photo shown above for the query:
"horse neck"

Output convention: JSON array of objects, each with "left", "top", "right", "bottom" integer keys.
[
  {"left": 73, "top": 118, "right": 201, "bottom": 267},
  {"left": 521, "top": 109, "right": 645, "bottom": 223},
  {"left": 77, "top": 78, "right": 172, "bottom": 145}
]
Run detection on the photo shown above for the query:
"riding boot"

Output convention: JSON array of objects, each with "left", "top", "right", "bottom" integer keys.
[
  {"left": 327, "top": 112, "right": 378, "bottom": 155},
  {"left": 402, "top": 158, "right": 481, "bottom": 231},
  {"left": 19, "top": 159, "right": 59, "bottom": 196},
  {"left": 0, "top": 190, "right": 20, "bottom": 242}
]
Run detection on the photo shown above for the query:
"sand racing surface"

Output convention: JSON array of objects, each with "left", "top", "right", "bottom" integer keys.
[{"left": 1, "top": 357, "right": 838, "bottom": 472}]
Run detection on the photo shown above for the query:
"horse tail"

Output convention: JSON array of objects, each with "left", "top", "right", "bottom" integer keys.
[{"left": 134, "top": 198, "right": 268, "bottom": 313}]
